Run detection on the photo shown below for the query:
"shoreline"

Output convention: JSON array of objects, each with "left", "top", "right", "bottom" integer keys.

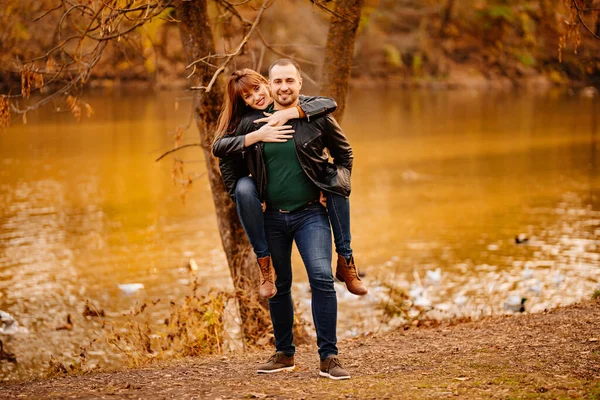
[{"left": 4, "top": 71, "right": 600, "bottom": 98}]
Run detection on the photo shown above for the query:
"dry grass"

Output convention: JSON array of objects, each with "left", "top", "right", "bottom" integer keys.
[{"left": 43, "top": 279, "right": 279, "bottom": 377}]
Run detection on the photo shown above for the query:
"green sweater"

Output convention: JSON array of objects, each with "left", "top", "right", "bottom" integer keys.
[{"left": 263, "top": 106, "right": 320, "bottom": 210}]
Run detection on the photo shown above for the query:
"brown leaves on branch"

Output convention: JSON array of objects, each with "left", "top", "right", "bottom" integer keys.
[
  {"left": 171, "top": 158, "right": 185, "bottom": 185},
  {"left": 21, "top": 66, "right": 44, "bottom": 99},
  {"left": 46, "top": 57, "right": 59, "bottom": 74},
  {"left": 66, "top": 95, "right": 82, "bottom": 121},
  {"left": 171, "top": 157, "right": 195, "bottom": 204},
  {"left": 173, "top": 126, "right": 183, "bottom": 148},
  {"left": 66, "top": 95, "right": 94, "bottom": 122},
  {"left": 0, "top": 96, "right": 10, "bottom": 131}
]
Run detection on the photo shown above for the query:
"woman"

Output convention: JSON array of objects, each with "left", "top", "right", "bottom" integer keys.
[{"left": 213, "top": 68, "right": 366, "bottom": 298}]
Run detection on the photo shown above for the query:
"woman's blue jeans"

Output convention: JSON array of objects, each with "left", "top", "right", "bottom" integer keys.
[
  {"left": 235, "top": 177, "right": 270, "bottom": 258},
  {"left": 234, "top": 176, "right": 353, "bottom": 260}
]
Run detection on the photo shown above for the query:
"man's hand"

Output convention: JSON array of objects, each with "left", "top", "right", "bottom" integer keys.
[
  {"left": 256, "top": 124, "right": 294, "bottom": 143},
  {"left": 319, "top": 191, "right": 327, "bottom": 208},
  {"left": 254, "top": 107, "right": 300, "bottom": 127}
]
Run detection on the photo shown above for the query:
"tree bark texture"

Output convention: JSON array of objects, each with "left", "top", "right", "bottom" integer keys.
[
  {"left": 175, "top": 0, "right": 269, "bottom": 343},
  {"left": 320, "top": 0, "right": 364, "bottom": 123},
  {"left": 439, "top": 0, "right": 456, "bottom": 36}
]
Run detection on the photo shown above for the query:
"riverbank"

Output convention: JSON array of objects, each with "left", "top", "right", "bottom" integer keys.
[{"left": 2, "top": 300, "right": 599, "bottom": 399}]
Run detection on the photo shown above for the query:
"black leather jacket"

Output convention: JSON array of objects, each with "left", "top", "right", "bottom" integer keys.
[{"left": 214, "top": 96, "right": 353, "bottom": 203}]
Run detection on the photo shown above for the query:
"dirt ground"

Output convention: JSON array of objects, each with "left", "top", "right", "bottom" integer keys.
[{"left": 1, "top": 301, "right": 599, "bottom": 400}]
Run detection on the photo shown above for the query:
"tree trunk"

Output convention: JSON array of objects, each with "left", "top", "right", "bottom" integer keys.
[
  {"left": 539, "top": 0, "right": 550, "bottom": 33},
  {"left": 320, "top": 0, "right": 364, "bottom": 123},
  {"left": 439, "top": 0, "right": 456, "bottom": 36},
  {"left": 175, "top": 0, "right": 269, "bottom": 344}
]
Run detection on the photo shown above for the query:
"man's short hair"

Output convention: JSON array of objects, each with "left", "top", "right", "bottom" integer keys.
[{"left": 268, "top": 58, "right": 302, "bottom": 79}]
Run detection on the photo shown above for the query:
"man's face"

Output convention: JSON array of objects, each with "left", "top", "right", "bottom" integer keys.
[
  {"left": 242, "top": 83, "right": 271, "bottom": 110},
  {"left": 269, "top": 64, "right": 302, "bottom": 108}
]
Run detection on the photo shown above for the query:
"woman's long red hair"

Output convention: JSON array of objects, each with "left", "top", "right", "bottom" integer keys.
[{"left": 214, "top": 69, "right": 269, "bottom": 145}]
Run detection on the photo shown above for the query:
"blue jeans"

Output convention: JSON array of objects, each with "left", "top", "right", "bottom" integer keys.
[
  {"left": 235, "top": 177, "right": 270, "bottom": 259},
  {"left": 325, "top": 193, "right": 352, "bottom": 260},
  {"left": 264, "top": 203, "right": 338, "bottom": 360},
  {"left": 234, "top": 177, "right": 352, "bottom": 260}
]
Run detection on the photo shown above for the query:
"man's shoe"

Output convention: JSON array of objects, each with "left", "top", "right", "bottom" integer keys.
[
  {"left": 319, "top": 356, "right": 350, "bottom": 380},
  {"left": 335, "top": 255, "right": 368, "bottom": 296},
  {"left": 257, "top": 352, "right": 295, "bottom": 374},
  {"left": 257, "top": 256, "right": 277, "bottom": 298}
]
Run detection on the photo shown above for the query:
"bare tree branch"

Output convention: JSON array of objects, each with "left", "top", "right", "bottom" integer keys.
[
  {"left": 189, "top": 0, "right": 271, "bottom": 92},
  {"left": 571, "top": 0, "right": 600, "bottom": 39},
  {"left": 185, "top": 53, "right": 228, "bottom": 70},
  {"left": 33, "top": 3, "right": 64, "bottom": 22},
  {"left": 155, "top": 143, "right": 203, "bottom": 162},
  {"left": 223, "top": 0, "right": 254, "bottom": 6},
  {"left": 215, "top": 0, "right": 253, "bottom": 26},
  {"left": 308, "top": 0, "right": 348, "bottom": 21}
]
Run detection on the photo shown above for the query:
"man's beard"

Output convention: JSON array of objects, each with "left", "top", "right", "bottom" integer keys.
[{"left": 275, "top": 90, "right": 298, "bottom": 107}]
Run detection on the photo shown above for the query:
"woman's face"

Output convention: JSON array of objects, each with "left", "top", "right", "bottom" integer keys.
[{"left": 241, "top": 83, "right": 271, "bottom": 110}]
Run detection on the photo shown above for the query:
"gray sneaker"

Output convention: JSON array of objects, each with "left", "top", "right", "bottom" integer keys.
[
  {"left": 319, "top": 356, "right": 351, "bottom": 380},
  {"left": 257, "top": 352, "right": 295, "bottom": 374}
]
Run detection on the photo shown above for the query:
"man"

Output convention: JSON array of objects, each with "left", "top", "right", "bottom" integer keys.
[{"left": 220, "top": 59, "right": 354, "bottom": 380}]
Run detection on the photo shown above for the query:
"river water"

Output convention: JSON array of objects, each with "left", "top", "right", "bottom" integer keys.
[{"left": 0, "top": 88, "right": 599, "bottom": 379}]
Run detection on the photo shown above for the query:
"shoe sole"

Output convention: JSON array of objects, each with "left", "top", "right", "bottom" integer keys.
[
  {"left": 319, "top": 371, "right": 351, "bottom": 380},
  {"left": 257, "top": 366, "right": 295, "bottom": 374}
]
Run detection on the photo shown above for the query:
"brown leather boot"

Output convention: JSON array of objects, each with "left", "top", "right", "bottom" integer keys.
[
  {"left": 257, "top": 256, "right": 277, "bottom": 298},
  {"left": 335, "top": 255, "right": 368, "bottom": 296}
]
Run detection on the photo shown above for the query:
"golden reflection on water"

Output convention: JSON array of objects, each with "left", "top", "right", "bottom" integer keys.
[
  {"left": 0, "top": 89, "right": 598, "bottom": 379},
  {"left": 345, "top": 90, "right": 599, "bottom": 269}
]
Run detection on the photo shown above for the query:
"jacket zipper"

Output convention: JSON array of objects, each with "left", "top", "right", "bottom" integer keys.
[{"left": 302, "top": 132, "right": 322, "bottom": 148}]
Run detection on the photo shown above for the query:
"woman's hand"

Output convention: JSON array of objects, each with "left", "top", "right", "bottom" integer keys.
[
  {"left": 256, "top": 124, "right": 295, "bottom": 143},
  {"left": 254, "top": 107, "right": 300, "bottom": 127},
  {"left": 244, "top": 124, "right": 294, "bottom": 146}
]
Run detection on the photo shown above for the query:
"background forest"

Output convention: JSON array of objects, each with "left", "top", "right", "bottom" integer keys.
[{"left": 1, "top": 0, "right": 599, "bottom": 94}]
